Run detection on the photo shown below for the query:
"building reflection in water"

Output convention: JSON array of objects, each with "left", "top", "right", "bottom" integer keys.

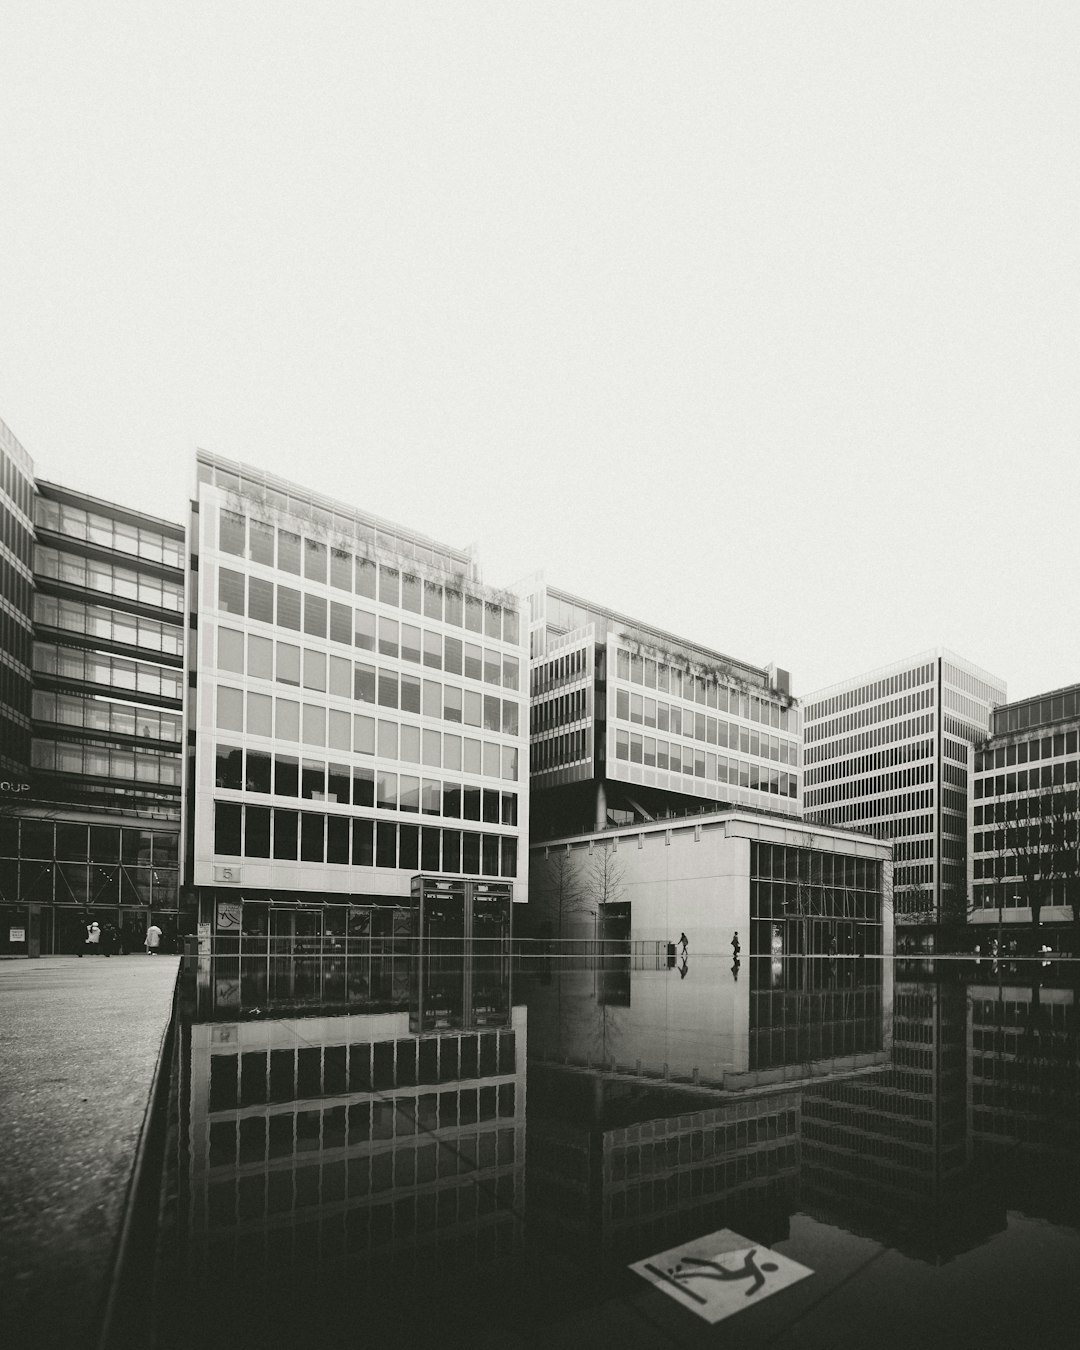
[
  {"left": 172, "top": 945, "right": 524, "bottom": 1345},
  {"left": 521, "top": 953, "right": 892, "bottom": 1262},
  {"left": 166, "top": 949, "right": 1080, "bottom": 1346}
]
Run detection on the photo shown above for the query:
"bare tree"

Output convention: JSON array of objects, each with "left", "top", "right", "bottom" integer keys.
[
  {"left": 1004, "top": 792, "right": 1067, "bottom": 937},
  {"left": 581, "top": 843, "right": 627, "bottom": 927},
  {"left": 536, "top": 847, "right": 587, "bottom": 939}
]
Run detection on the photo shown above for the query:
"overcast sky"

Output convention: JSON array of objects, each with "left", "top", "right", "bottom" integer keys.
[{"left": 2, "top": 3, "right": 1077, "bottom": 701}]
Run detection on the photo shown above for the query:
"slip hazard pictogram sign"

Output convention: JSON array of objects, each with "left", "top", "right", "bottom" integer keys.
[{"left": 631, "top": 1228, "right": 812, "bottom": 1324}]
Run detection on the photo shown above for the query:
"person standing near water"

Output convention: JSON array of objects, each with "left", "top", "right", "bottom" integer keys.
[{"left": 145, "top": 921, "right": 163, "bottom": 955}]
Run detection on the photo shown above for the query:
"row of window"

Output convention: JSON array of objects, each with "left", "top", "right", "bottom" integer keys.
[
  {"left": 0, "top": 858, "right": 178, "bottom": 906},
  {"left": 530, "top": 645, "right": 589, "bottom": 696},
  {"left": 804, "top": 663, "right": 935, "bottom": 723},
  {"left": 615, "top": 689, "right": 797, "bottom": 764},
  {"left": 975, "top": 729, "right": 1079, "bottom": 772},
  {"left": 213, "top": 803, "right": 519, "bottom": 877},
  {"left": 36, "top": 497, "right": 184, "bottom": 568},
  {"left": 992, "top": 687, "right": 1080, "bottom": 735},
  {"left": 217, "top": 510, "right": 520, "bottom": 642},
  {"left": 806, "top": 687, "right": 934, "bottom": 746},
  {"left": 34, "top": 642, "right": 184, "bottom": 702},
  {"left": 214, "top": 693, "right": 520, "bottom": 781},
  {"left": 216, "top": 576, "right": 521, "bottom": 689},
  {"left": 1, "top": 445, "right": 34, "bottom": 527},
  {"left": 208, "top": 1031, "right": 517, "bottom": 1109},
  {"left": 34, "top": 594, "right": 183, "bottom": 657},
  {"left": 975, "top": 760, "right": 1078, "bottom": 799},
  {"left": 31, "top": 737, "right": 182, "bottom": 785},
  {"left": 803, "top": 713, "right": 936, "bottom": 765},
  {"left": 0, "top": 818, "right": 178, "bottom": 864},
  {"left": 750, "top": 881, "right": 881, "bottom": 921},
  {"left": 804, "top": 739, "right": 934, "bottom": 788},
  {"left": 615, "top": 648, "right": 793, "bottom": 730},
  {"left": 943, "top": 686, "right": 991, "bottom": 728},
  {"left": 215, "top": 744, "right": 519, "bottom": 823},
  {"left": 531, "top": 730, "right": 589, "bottom": 774},
  {"left": 614, "top": 730, "right": 799, "bottom": 798},
  {"left": 0, "top": 554, "right": 33, "bottom": 629},
  {"left": 32, "top": 691, "right": 182, "bottom": 743},
  {"left": 974, "top": 788, "right": 1078, "bottom": 826},
  {"left": 216, "top": 639, "right": 520, "bottom": 734},
  {"left": 804, "top": 761, "right": 933, "bottom": 809},
  {"left": 531, "top": 688, "right": 588, "bottom": 733},
  {"left": 1, "top": 601, "right": 32, "bottom": 672},
  {"left": 807, "top": 795, "right": 934, "bottom": 830},
  {"left": 205, "top": 1103, "right": 517, "bottom": 1182},
  {"left": 35, "top": 546, "right": 184, "bottom": 612},
  {"left": 751, "top": 844, "right": 881, "bottom": 889}
]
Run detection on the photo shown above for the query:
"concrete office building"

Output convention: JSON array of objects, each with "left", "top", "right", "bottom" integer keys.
[
  {"left": 0, "top": 417, "right": 185, "bottom": 956},
  {"left": 969, "top": 682, "right": 1080, "bottom": 940},
  {"left": 803, "top": 649, "right": 1006, "bottom": 937},
  {"left": 187, "top": 452, "right": 529, "bottom": 949},
  {"left": 530, "top": 809, "right": 893, "bottom": 955},
  {"left": 524, "top": 577, "right": 800, "bottom": 841}
]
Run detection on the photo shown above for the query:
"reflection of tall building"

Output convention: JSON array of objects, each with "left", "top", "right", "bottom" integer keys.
[
  {"left": 523, "top": 958, "right": 889, "bottom": 1261},
  {"left": 968, "top": 980, "right": 1080, "bottom": 1225},
  {"left": 801, "top": 976, "right": 1002, "bottom": 1261},
  {"left": 176, "top": 954, "right": 525, "bottom": 1336}
]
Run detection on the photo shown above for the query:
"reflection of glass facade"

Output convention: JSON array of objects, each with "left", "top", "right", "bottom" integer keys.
[{"left": 169, "top": 952, "right": 525, "bottom": 1344}]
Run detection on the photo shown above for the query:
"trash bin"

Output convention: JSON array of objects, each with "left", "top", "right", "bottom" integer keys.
[{"left": 666, "top": 942, "right": 676, "bottom": 967}]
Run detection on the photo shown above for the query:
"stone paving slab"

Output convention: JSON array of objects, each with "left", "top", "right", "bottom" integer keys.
[{"left": 0, "top": 955, "right": 179, "bottom": 1349}]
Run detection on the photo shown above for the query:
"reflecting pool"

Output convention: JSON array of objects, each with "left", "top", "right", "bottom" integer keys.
[{"left": 154, "top": 951, "right": 1080, "bottom": 1348}]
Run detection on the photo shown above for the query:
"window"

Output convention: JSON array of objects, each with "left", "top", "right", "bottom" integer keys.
[
  {"left": 248, "top": 576, "right": 274, "bottom": 624},
  {"left": 219, "top": 569, "right": 245, "bottom": 615},
  {"left": 218, "top": 627, "right": 244, "bottom": 674},
  {"left": 304, "top": 538, "right": 327, "bottom": 583},
  {"left": 214, "top": 802, "right": 242, "bottom": 856},
  {"left": 274, "top": 804, "right": 299, "bottom": 858},
  {"left": 304, "top": 594, "right": 327, "bottom": 638},
  {"left": 217, "top": 687, "right": 244, "bottom": 732},
  {"left": 277, "top": 530, "right": 301, "bottom": 575},
  {"left": 277, "top": 586, "right": 301, "bottom": 631}
]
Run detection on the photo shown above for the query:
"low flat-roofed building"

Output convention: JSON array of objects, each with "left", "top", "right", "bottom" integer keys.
[{"left": 529, "top": 808, "right": 893, "bottom": 956}]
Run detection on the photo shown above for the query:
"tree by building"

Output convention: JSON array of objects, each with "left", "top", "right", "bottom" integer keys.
[
  {"left": 581, "top": 842, "right": 627, "bottom": 929},
  {"left": 535, "top": 846, "right": 587, "bottom": 939}
]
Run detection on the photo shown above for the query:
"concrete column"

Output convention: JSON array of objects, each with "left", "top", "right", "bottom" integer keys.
[{"left": 595, "top": 780, "right": 607, "bottom": 832}]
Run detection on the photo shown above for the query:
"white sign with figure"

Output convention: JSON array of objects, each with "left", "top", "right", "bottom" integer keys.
[
  {"left": 9, "top": 927, "right": 26, "bottom": 943},
  {"left": 631, "top": 1228, "right": 812, "bottom": 1324}
]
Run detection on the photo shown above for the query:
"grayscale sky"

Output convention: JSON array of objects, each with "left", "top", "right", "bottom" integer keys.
[{"left": 2, "top": 2, "right": 1077, "bottom": 701}]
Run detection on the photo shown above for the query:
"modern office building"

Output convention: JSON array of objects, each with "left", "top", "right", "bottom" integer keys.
[
  {"left": 0, "top": 417, "right": 35, "bottom": 784},
  {"left": 802, "top": 649, "right": 1006, "bottom": 936},
  {"left": 523, "top": 576, "right": 800, "bottom": 841},
  {"left": 969, "top": 682, "right": 1080, "bottom": 940},
  {"left": 187, "top": 452, "right": 529, "bottom": 949},
  {"left": 530, "top": 809, "right": 893, "bottom": 955},
  {"left": 0, "top": 418, "right": 186, "bottom": 956}
]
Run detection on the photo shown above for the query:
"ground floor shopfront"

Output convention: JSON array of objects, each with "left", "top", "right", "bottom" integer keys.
[{"left": 193, "top": 877, "right": 516, "bottom": 957}]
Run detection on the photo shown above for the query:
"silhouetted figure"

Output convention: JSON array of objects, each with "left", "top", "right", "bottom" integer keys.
[
  {"left": 679, "top": 955, "right": 689, "bottom": 979},
  {"left": 731, "top": 931, "right": 741, "bottom": 960},
  {"left": 678, "top": 932, "right": 689, "bottom": 956}
]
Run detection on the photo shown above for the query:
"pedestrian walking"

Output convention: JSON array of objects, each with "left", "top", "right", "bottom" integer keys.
[
  {"left": 85, "top": 920, "right": 101, "bottom": 955},
  {"left": 145, "top": 922, "right": 163, "bottom": 955},
  {"left": 731, "top": 930, "right": 741, "bottom": 960},
  {"left": 678, "top": 931, "right": 689, "bottom": 956}
]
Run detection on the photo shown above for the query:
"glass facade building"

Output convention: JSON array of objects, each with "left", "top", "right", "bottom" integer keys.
[
  {"left": 1, "top": 482, "right": 185, "bottom": 954},
  {"left": 969, "top": 681, "right": 1080, "bottom": 937},
  {"left": 803, "top": 649, "right": 1006, "bottom": 936},
  {"left": 188, "top": 452, "right": 529, "bottom": 945},
  {"left": 524, "top": 576, "right": 799, "bottom": 840}
]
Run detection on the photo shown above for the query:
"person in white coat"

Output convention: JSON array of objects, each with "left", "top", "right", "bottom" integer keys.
[{"left": 144, "top": 922, "right": 163, "bottom": 955}]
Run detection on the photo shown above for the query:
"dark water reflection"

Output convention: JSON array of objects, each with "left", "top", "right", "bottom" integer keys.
[{"left": 157, "top": 951, "right": 1080, "bottom": 1349}]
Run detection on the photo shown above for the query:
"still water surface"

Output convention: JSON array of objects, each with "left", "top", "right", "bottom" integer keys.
[{"left": 156, "top": 951, "right": 1080, "bottom": 1349}]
